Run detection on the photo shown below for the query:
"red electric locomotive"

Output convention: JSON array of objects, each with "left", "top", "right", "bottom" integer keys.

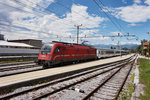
[{"left": 37, "top": 41, "right": 97, "bottom": 68}]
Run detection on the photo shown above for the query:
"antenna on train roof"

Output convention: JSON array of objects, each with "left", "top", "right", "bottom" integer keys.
[
  {"left": 52, "top": 41, "right": 72, "bottom": 44},
  {"left": 52, "top": 41, "right": 94, "bottom": 48}
]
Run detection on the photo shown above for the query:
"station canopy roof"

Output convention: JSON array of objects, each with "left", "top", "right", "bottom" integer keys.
[{"left": 0, "top": 40, "right": 34, "bottom": 47}]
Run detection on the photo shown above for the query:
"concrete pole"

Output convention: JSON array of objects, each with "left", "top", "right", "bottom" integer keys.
[{"left": 74, "top": 24, "right": 82, "bottom": 44}]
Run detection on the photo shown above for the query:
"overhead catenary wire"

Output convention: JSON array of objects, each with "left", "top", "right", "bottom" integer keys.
[
  {"left": 0, "top": 29, "right": 63, "bottom": 40},
  {"left": 22, "top": 0, "right": 104, "bottom": 33},
  {"left": 0, "top": 22, "right": 58, "bottom": 37},
  {"left": 0, "top": 0, "right": 103, "bottom": 40},
  {"left": 9, "top": 0, "right": 105, "bottom": 34},
  {"left": 9, "top": 0, "right": 81, "bottom": 26},
  {"left": 0, "top": 0, "right": 110, "bottom": 37},
  {"left": 1, "top": 0, "right": 126, "bottom": 34},
  {"left": 0, "top": 22, "right": 79, "bottom": 40},
  {"left": 1, "top": 0, "right": 93, "bottom": 41},
  {"left": 92, "top": 0, "right": 123, "bottom": 32},
  {"left": 55, "top": 1, "right": 105, "bottom": 34},
  {"left": 97, "top": 0, "right": 127, "bottom": 33},
  {"left": 0, "top": 21, "right": 137, "bottom": 40},
  {"left": 0, "top": 24, "right": 136, "bottom": 41},
  {"left": 0, "top": 1, "right": 75, "bottom": 28},
  {"left": 0, "top": 1, "right": 76, "bottom": 38},
  {"left": 0, "top": 0, "right": 137, "bottom": 42}
]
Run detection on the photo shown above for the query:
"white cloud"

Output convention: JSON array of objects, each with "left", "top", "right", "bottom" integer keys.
[
  {"left": 102, "top": 41, "right": 140, "bottom": 45},
  {"left": 76, "top": 29, "right": 110, "bottom": 44},
  {"left": 99, "top": 35, "right": 110, "bottom": 40},
  {"left": 134, "top": 0, "right": 141, "bottom": 4},
  {"left": 107, "top": 1, "right": 150, "bottom": 24},
  {"left": 145, "top": 0, "right": 150, "bottom": 5},
  {"left": 128, "top": 23, "right": 137, "bottom": 26},
  {"left": 115, "top": 4, "right": 150, "bottom": 23},
  {"left": 0, "top": 1, "right": 105, "bottom": 43},
  {"left": 68, "top": 4, "right": 105, "bottom": 28},
  {"left": 120, "top": 41, "right": 140, "bottom": 45}
]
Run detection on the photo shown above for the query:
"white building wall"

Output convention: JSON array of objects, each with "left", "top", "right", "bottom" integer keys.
[{"left": 0, "top": 48, "right": 40, "bottom": 55}]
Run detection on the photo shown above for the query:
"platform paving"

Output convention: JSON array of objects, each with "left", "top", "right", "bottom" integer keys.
[{"left": 0, "top": 54, "right": 134, "bottom": 88}]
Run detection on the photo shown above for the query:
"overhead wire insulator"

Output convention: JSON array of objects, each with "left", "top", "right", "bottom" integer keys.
[
  {"left": 118, "top": 33, "right": 120, "bottom": 36},
  {"left": 127, "top": 33, "right": 129, "bottom": 36}
]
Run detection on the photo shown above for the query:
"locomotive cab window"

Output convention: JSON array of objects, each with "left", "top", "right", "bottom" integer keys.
[
  {"left": 41, "top": 44, "right": 53, "bottom": 54},
  {"left": 54, "top": 47, "right": 60, "bottom": 53}
]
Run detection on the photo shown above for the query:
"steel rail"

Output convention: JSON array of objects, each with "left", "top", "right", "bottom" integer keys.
[
  {"left": 0, "top": 61, "right": 34, "bottom": 67},
  {"left": 82, "top": 58, "right": 135, "bottom": 100},
  {"left": 114, "top": 56, "right": 137, "bottom": 99},
  {"left": 0, "top": 55, "right": 135, "bottom": 99},
  {"left": 0, "top": 63, "right": 38, "bottom": 72},
  {"left": 33, "top": 60, "right": 131, "bottom": 99},
  {"left": 0, "top": 58, "right": 130, "bottom": 99}
]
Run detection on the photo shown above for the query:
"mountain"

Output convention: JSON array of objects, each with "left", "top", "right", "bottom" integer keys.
[{"left": 93, "top": 44, "right": 140, "bottom": 49}]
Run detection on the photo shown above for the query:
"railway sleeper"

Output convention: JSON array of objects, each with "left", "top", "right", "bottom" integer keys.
[{"left": 93, "top": 93, "right": 114, "bottom": 100}]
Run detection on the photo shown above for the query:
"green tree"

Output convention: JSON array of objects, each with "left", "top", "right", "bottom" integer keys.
[
  {"left": 136, "top": 39, "right": 148, "bottom": 55},
  {"left": 136, "top": 45, "right": 142, "bottom": 54},
  {"left": 122, "top": 47, "right": 128, "bottom": 50},
  {"left": 141, "top": 39, "right": 148, "bottom": 43}
]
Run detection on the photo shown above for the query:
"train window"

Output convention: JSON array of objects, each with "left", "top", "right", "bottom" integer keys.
[
  {"left": 54, "top": 47, "right": 60, "bottom": 53},
  {"left": 41, "top": 44, "right": 53, "bottom": 54},
  {"left": 99, "top": 51, "right": 101, "bottom": 54}
]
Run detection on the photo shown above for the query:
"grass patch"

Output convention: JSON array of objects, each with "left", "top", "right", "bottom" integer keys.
[
  {"left": 118, "top": 73, "right": 135, "bottom": 100},
  {"left": 128, "top": 73, "right": 135, "bottom": 98},
  {"left": 139, "top": 58, "right": 150, "bottom": 100}
]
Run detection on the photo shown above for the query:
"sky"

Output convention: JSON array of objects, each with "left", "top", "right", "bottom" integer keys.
[{"left": 0, "top": 0, "right": 150, "bottom": 45}]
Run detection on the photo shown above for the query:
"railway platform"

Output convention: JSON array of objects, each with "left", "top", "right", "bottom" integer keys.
[{"left": 0, "top": 54, "right": 134, "bottom": 90}]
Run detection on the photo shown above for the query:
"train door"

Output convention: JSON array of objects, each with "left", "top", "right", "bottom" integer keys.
[
  {"left": 62, "top": 47, "right": 66, "bottom": 60},
  {"left": 96, "top": 49, "right": 101, "bottom": 59},
  {"left": 53, "top": 46, "right": 63, "bottom": 61}
]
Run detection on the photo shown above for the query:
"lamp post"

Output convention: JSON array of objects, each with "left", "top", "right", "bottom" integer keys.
[{"left": 118, "top": 33, "right": 122, "bottom": 57}]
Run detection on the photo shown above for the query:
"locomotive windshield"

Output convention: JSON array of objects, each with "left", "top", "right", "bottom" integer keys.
[{"left": 41, "top": 44, "right": 53, "bottom": 54}]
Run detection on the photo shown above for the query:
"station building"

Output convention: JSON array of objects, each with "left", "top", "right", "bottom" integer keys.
[
  {"left": 0, "top": 40, "right": 40, "bottom": 56},
  {"left": 8, "top": 39, "right": 42, "bottom": 48},
  {"left": 142, "top": 42, "right": 150, "bottom": 56}
]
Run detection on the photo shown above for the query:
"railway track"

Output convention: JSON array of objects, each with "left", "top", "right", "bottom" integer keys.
[
  {"left": 0, "top": 55, "right": 136, "bottom": 100},
  {"left": 0, "top": 63, "right": 39, "bottom": 72},
  {"left": 83, "top": 61, "right": 133, "bottom": 100},
  {"left": 0, "top": 62, "right": 42, "bottom": 77},
  {"left": 0, "top": 61, "right": 34, "bottom": 67}
]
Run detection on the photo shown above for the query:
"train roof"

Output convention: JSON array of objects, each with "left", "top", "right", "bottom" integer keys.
[
  {"left": 96, "top": 47, "right": 129, "bottom": 52},
  {"left": 0, "top": 40, "right": 34, "bottom": 47},
  {"left": 96, "top": 47, "right": 114, "bottom": 50},
  {"left": 52, "top": 41, "right": 94, "bottom": 48}
]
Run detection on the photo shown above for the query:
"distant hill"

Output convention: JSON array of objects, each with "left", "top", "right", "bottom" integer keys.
[{"left": 94, "top": 44, "right": 140, "bottom": 49}]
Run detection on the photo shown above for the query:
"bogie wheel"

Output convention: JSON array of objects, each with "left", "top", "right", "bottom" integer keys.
[{"left": 43, "top": 64, "right": 48, "bottom": 69}]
